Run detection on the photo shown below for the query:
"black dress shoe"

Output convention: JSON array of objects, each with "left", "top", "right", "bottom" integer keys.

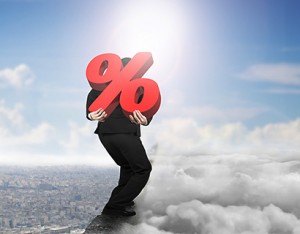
[{"left": 102, "top": 206, "right": 136, "bottom": 217}]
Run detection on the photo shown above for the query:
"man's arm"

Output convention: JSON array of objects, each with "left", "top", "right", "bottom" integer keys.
[
  {"left": 86, "top": 89, "right": 107, "bottom": 122},
  {"left": 86, "top": 89, "right": 97, "bottom": 120}
]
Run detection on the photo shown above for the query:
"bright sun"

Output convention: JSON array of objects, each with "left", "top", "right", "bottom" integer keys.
[{"left": 103, "top": 0, "right": 189, "bottom": 84}]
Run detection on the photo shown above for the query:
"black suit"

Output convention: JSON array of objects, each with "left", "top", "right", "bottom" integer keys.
[{"left": 86, "top": 89, "right": 152, "bottom": 210}]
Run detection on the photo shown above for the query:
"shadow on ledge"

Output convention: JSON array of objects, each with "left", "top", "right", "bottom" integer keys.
[{"left": 84, "top": 214, "right": 137, "bottom": 234}]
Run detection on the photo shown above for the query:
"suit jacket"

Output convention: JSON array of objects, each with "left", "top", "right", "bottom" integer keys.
[{"left": 86, "top": 89, "right": 152, "bottom": 137}]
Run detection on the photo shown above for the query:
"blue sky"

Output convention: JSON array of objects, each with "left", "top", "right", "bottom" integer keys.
[{"left": 1, "top": 0, "right": 300, "bottom": 165}]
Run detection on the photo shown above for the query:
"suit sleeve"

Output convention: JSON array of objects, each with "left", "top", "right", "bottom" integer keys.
[
  {"left": 86, "top": 89, "right": 100, "bottom": 120},
  {"left": 144, "top": 116, "right": 153, "bottom": 126}
]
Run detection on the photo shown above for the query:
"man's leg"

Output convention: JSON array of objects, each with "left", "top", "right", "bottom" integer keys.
[
  {"left": 109, "top": 165, "right": 133, "bottom": 203},
  {"left": 98, "top": 134, "right": 134, "bottom": 207},
  {"left": 102, "top": 134, "right": 152, "bottom": 210}
]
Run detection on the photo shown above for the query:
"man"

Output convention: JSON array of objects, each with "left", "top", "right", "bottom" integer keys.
[{"left": 86, "top": 57, "right": 152, "bottom": 217}]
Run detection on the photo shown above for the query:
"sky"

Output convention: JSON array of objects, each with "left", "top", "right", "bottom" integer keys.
[
  {"left": 0, "top": 0, "right": 299, "bottom": 165},
  {"left": 1, "top": 1, "right": 300, "bottom": 233}
]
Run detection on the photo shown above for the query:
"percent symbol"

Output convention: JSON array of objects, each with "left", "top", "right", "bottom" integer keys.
[{"left": 86, "top": 52, "right": 161, "bottom": 119}]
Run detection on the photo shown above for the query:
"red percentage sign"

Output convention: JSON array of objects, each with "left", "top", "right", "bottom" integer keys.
[{"left": 86, "top": 52, "right": 161, "bottom": 119}]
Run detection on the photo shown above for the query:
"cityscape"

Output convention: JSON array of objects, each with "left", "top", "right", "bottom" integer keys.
[{"left": 0, "top": 165, "right": 118, "bottom": 234}]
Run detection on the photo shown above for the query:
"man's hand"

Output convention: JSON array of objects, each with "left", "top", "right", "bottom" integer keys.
[
  {"left": 129, "top": 110, "right": 148, "bottom": 126},
  {"left": 88, "top": 108, "right": 107, "bottom": 122}
]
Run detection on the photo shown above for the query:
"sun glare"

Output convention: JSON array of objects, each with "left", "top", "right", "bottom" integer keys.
[{"left": 103, "top": 0, "right": 189, "bottom": 83}]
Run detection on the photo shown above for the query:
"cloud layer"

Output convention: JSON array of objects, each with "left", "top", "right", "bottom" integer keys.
[
  {"left": 143, "top": 117, "right": 300, "bottom": 158},
  {"left": 118, "top": 152, "right": 300, "bottom": 234},
  {"left": 1, "top": 96, "right": 300, "bottom": 166},
  {"left": 107, "top": 117, "right": 300, "bottom": 234},
  {"left": 0, "top": 64, "right": 34, "bottom": 88}
]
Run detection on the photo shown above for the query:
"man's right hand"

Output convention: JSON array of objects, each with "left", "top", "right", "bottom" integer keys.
[{"left": 88, "top": 108, "right": 107, "bottom": 122}]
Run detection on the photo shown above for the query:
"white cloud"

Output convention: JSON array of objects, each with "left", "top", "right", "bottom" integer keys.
[
  {"left": 143, "top": 118, "right": 300, "bottom": 157},
  {"left": 0, "top": 64, "right": 35, "bottom": 88},
  {"left": 17, "top": 122, "right": 54, "bottom": 144},
  {"left": 238, "top": 63, "right": 300, "bottom": 85},
  {"left": 117, "top": 153, "right": 300, "bottom": 233},
  {"left": 0, "top": 122, "right": 54, "bottom": 146},
  {"left": 0, "top": 100, "right": 25, "bottom": 128},
  {"left": 0, "top": 99, "right": 113, "bottom": 165},
  {"left": 0, "top": 100, "right": 55, "bottom": 156},
  {"left": 140, "top": 201, "right": 300, "bottom": 234},
  {"left": 109, "top": 116, "right": 300, "bottom": 233},
  {"left": 60, "top": 121, "right": 99, "bottom": 152}
]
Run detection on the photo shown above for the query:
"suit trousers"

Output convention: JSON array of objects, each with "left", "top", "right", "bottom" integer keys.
[{"left": 98, "top": 133, "right": 152, "bottom": 210}]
